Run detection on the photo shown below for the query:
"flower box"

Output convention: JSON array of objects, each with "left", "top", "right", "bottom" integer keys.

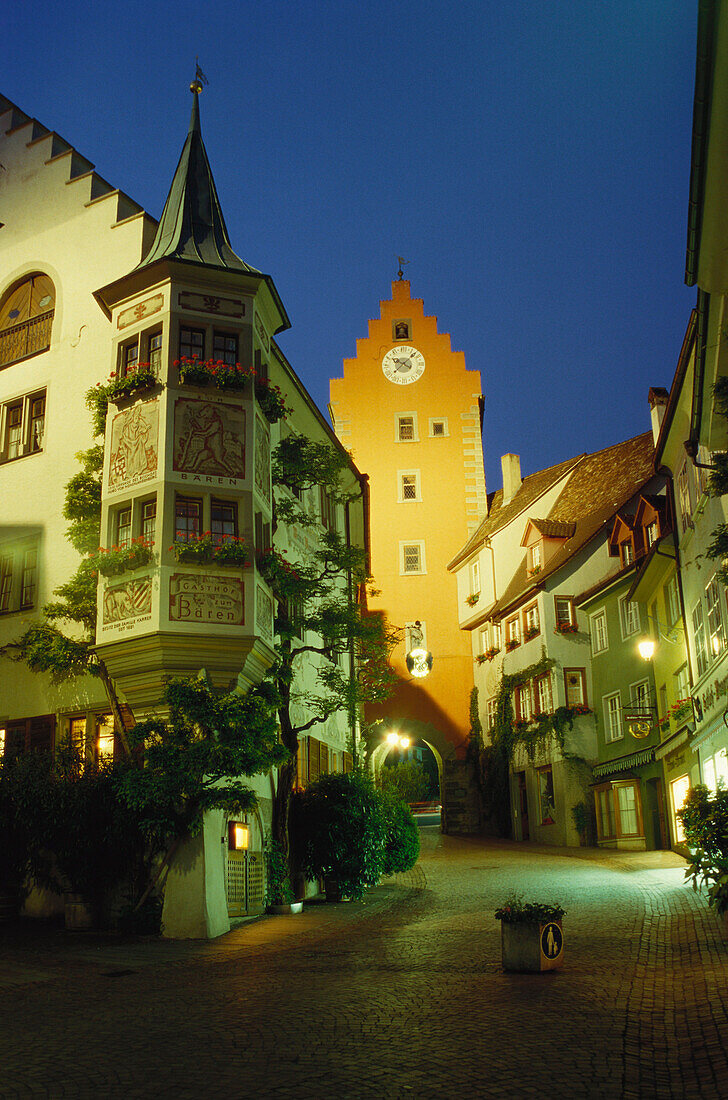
[
  {"left": 175, "top": 356, "right": 254, "bottom": 391},
  {"left": 106, "top": 363, "right": 158, "bottom": 404},
  {"left": 255, "top": 378, "right": 289, "bottom": 424},
  {"left": 171, "top": 533, "right": 250, "bottom": 567},
  {"left": 93, "top": 538, "right": 154, "bottom": 577},
  {"left": 465, "top": 593, "right": 480, "bottom": 607},
  {"left": 476, "top": 647, "right": 500, "bottom": 665},
  {"left": 555, "top": 622, "right": 579, "bottom": 635},
  {"left": 524, "top": 627, "right": 540, "bottom": 642},
  {"left": 505, "top": 639, "right": 520, "bottom": 652},
  {"left": 495, "top": 899, "right": 565, "bottom": 973}
]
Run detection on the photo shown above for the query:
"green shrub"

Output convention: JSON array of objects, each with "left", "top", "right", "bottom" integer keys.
[
  {"left": 380, "top": 790, "right": 420, "bottom": 875},
  {"left": 379, "top": 759, "right": 431, "bottom": 803},
  {"left": 295, "top": 770, "right": 386, "bottom": 900},
  {"left": 679, "top": 784, "right": 728, "bottom": 914},
  {"left": 264, "top": 835, "right": 293, "bottom": 907}
]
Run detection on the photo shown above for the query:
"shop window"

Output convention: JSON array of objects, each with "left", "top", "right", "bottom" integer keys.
[
  {"left": 1, "top": 389, "right": 46, "bottom": 462},
  {"left": 671, "top": 775, "right": 691, "bottom": 843},
  {"left": 0, "top": 273, "right": 55, "bottom": 367},
  {"left": 597, "top": 787, "right": 616, "bottom": 840},
  {"left": 703, "top": 748, "right": 728, "bottom": 793}
]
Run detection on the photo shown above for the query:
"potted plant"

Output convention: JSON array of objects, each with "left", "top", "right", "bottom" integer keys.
[
  {"left": 495, "top": 895, "right": 566, "bottom": 972},
  {"left": 505, "top": 638, "right": 520, "bottom": 652},
  {"left": 93, "top": 537, "right": 154, "bottom": 577},
  {"left": 171, "top": 532, "right": 250, "bottom": 567},
  {"left": 175, "top": 356, "right": 255, "bottom": 391},
  {"left": 254, "top": 377, "right": 290, "bottom": 424},
  {"left": 524, "top": 626, "right": 540, "bottom": 642},
  {"left": 264, "top": 836, "right": 303, "bottom": 915},
  {"left": 465, "top": 593, "right": 480, "bottom": 607},
  {"left": 555, "top": 621, "right": 579, "bottom": 635}
]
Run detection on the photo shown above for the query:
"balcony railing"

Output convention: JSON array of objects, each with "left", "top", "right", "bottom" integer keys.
[{"left": 0, "top": 311, "right": 54, "bottom": 367}]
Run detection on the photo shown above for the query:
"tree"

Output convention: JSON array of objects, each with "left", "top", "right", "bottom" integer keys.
[
  {"left": 114, "top": 676, "right": 287, "bottom": 906},
  {"left": 265, "top": 433, "right": 398, "bottom": 861},
  {"left": 379, "top": 759, "right": 432, "bottom": 803}
]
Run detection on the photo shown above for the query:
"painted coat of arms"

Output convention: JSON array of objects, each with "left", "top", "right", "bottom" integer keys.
[{"left": 108, "top": 401, "right": 159, "bottom": 492}]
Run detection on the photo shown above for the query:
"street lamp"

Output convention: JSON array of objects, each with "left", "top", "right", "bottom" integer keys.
[{"left": 638, "top": 638, "right": 655, "bottom": 661}]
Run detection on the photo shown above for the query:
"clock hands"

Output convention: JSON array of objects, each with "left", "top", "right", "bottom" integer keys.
[{"left": 393, "top": 357, "right": 412, "bottom": 373}]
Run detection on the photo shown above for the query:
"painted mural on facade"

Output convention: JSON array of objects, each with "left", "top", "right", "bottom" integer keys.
[
  {"left": 254, "top": 418, "right": 270, "bottom": 502},
  {"left": 108, "top": 401, "right": 159, "bottom": 492},
  {"left": 173, "top": 398, "right": 245, "bottom": 480},
  {"left": 101, "top": 575, "right": 153, "bottom": 628}
]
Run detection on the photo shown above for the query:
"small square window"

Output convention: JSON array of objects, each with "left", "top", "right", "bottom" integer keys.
[
  {"left": 401, "top": 543, "right": 424, "bottom": 574},
  {"left": 397, "top": 416, "right": 415, "bottom": 442},
  {"left": 399, "top": 472, "right": 420, "bottom": 502},
  {"left": 429, "top": 418, "right": 448, "bottom": 438}
]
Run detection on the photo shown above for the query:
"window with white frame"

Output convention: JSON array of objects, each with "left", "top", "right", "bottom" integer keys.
[
  {"left": 677, "top": 463, "right": 692, "bottom": 534},
  {"left": 535, "top": 673, "right": 552, "bottom": 714},
  {"left": 671, "top": 775, "right": 690, "bottom": 842},
  {"left": 515, "top": 682, "right": 533, "bottom": 722},
  {"left": 492, "top": 621, "right": 502, "bottom": 649},
  {"left": 555, "top": 596, "right": 575, "bottom": 628},
  {"left": 664, "top": 575, "right": 680, "bottom": 627},
  {"left": 505, "top": 615, "right": 520, "bottom": 648},
  {"left": 603, "top": 692, "right": 622, "bottom": 742},
  {"left": 400, "top": 541, "right": 425, "bottom": 575},
  {"left": 142, "top": 499, "right": 157, "bottom": 543},
  {"left": 396, "top": 414, "right": 417, "bottom": 442},
  {"left": 485, "top": 697, "right": 497, "bottom": 731},
  {"left": 591, "top": 609, "right": 608, "bottom": 654},
  {"left": 619, "top": 596, "right": 640, "bottom": 639},
  {"left": 523, "top": 603, "right": 540, "bottom": 639},
  {"left": 619, "top": 540, "right": 634, "bottom": 567},
  {"left": 703, "top": 748, "right": 728, "bottom": 793},
  {"left": 471, "top": 560, "right": 481, "bottom": 595},
  {"left": 705, "top": 576, "right": 725, "bottom": 659},
  {"left": 148, "top": 331, "right": 163, "bottom": 372},
  {"left": 674, "top": 663, "right": 690, "bottom": 705},
  {"left": 692, "top": 600, "right": 709, "bottom": 678},
  {"left": 479, "top": 627, "right": 489, "bottom": 655},
  {"left": 630, "top": 679, "right": 651, "bottom": 716},
  {"left": 398, "top": 471, "right": 421, "bottom": 502},
  {"left": 0, "top": 539, "right": 39, "bottom": 614},
  {"left": 645, "top": 520, "right": 659, "bottom": 547},
  {"left": 115, "top": 506, "right": 132, "bottom": 549},
  {"left": 530, "top": 543, "right": 542, "bottom": 572},
  {"left": 1, "top": 390, "right": 46, "bottom": 463},
  {"left": 429, "top": 418, "right": 448, "bottom": 437}
]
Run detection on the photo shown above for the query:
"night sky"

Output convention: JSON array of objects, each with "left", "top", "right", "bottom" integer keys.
[{"left": 5, "top": 1, "right": 698, "bottom": 491}]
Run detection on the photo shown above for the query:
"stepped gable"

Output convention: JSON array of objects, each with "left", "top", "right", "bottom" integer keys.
[
  {"left": 0, "top": 92, "right": 145, "bottom": 225},
  {"left": 489, "top": 432, "right": 655, "bottom": 619},
  {"left": 448, "top": 454, "right": 582, "bottom": 570}
]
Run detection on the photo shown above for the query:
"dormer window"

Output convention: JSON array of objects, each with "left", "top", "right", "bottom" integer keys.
[
  {"left": 645, "top": 521, "right": 659, "bottom": 547},
  {"left": 530, "top": 543, "right": 542, "bottom": 573},
  {"left": 620, "top": 540, "right": 634, "bottom": 567}
]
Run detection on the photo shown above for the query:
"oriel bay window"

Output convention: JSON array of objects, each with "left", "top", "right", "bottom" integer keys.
[{"left": 594, "top": 780, "right": 644, "bottom": 844}]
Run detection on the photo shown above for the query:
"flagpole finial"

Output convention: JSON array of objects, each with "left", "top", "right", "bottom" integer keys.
[
  {"left": 397, "top": 255, "right": 410, "bottom": 280},
  {"left": 190, "top": 58, "right": 209, "bottom": 94}
]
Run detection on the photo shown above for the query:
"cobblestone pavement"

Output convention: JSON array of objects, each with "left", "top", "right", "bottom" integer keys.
[{"left": 1, "top": 830, "right": 727, "bottom": 1099}]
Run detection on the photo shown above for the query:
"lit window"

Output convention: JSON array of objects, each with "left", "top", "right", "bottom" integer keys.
[
  {"left": 616, "top": 783, "right": 640, "bottom": 835},
  {"left": 645, "top": 520, "right": 659, "bottom": 547},
  {"left": 604, "top": 692, "right": 622, "bottom": 742},
  {"left": 675, "top": 664, "right": 690, "bottom": 705},
  {"left": 671, "top": 775, "right": 691, "bottom": 842},
  {"left": 591, "top": 610, "right": 608, "bottom": 654},
  {"left": 705, "top": 576, "right": 725, "bottom": 658},
  {"left": 620, "top": 540, "right": 634, "bottom": 567},
  {"left": 95, "top": 714, "right": 115, "bottom": 763},
  {"left": 692, "top": 600, "right": 708, "bottom": 678}
]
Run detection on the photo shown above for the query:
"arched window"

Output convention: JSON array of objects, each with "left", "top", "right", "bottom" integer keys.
[{"left": 0, "top": 273, "right": 55, "bottom": 367}]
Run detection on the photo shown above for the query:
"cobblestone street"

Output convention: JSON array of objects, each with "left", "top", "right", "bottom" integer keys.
[{"left": 1, "top": 829, "right": 727, "bottom": 1099}]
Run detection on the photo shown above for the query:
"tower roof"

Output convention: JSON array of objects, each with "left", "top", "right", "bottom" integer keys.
[{"left": 136, "top": 88, "right": 256, "bottom": 274}]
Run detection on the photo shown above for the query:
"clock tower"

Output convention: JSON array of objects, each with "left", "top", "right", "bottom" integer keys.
[{"left": 329, "top": 277, "right": 487, "bottom": 769}]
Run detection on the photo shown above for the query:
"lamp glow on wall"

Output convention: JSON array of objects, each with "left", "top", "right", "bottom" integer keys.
[
  {"left": 406, "top": 648, "right": 433, "bottom": 678},
  {"left": 228, "top": 821, "right": 250, "bottom": 851}
]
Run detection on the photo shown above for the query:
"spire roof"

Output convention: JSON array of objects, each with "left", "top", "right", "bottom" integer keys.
[{"left": 136, "top": 88, "right": 256, "bottom": 274}]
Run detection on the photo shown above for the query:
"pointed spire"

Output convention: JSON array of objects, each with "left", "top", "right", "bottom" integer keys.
[{"left": 136, "top": 85, "right": 256, "bottom": 273}]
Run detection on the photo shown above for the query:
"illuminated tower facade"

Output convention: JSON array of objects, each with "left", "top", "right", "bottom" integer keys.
[{"left": 329, "top": 277, "right": 486, "bottom": 764}]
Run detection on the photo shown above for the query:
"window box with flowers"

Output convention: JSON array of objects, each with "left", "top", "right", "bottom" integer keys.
[
  {"left": 92, "top": 537, "right": 155, "bottom": 577},
  {"left": 255, "top": 377, "right": 290, "bottom": 424},
  {"left": 175, "top": 356, "right": 255, "bottom": 391},
  {"left": 171, "top": 532, "right": 250, "bottom": 567},
  {"left": 476, "top": 647, "right": 500, "bottom": 664},
  {"left": 524, "top": 626, "right": 540, "bottom": 642},
  {"left": 85, "top": 363, "right": 160, "bottom": 436},
  {"left": 505, "top": 638, "right": 520, "bottom": 653},
  {"left": 669, "top": 698, "right": 693, "bottom": 725},
  {"left": 555, "top": 622, "right": 579, "bottom": 635},
  {"left": 465, "top": 593, "right": 480, "bottom": 608}
]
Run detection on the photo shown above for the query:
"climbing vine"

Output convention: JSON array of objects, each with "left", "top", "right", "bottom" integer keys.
[{"left": 478, "top": 653, "right": 590, "bottom": 836}]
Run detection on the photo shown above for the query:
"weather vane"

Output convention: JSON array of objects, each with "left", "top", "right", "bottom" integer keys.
[
  {"left": 190, "top": 58, "right": 209, "bottom": 94},
  {"left": 397, "top": 256, "right": 410, "bottom": 280}
]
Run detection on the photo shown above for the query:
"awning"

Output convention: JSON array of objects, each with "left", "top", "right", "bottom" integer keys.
[
  {"left": 655, "top": 727, "right": 691, "bottom": 760},
  {"left": 593, "top": 747, "right": 656, "bottom": 779}
]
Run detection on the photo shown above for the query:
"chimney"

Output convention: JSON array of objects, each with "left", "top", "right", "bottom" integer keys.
[
  {"left": 501, "top": 453, "right": 522, "bottom": 505},
  {"left": 648, "top": 387, "right": 669, "bottom": 445}
]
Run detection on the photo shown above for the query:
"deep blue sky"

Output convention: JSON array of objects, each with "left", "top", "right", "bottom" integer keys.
[{"left": 6, "top": 1, "right": 698, "bottom": 492}]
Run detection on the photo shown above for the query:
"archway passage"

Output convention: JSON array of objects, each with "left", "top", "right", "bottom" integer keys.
[{"left": 372, "top": 735, "right": 442, "bottom": 809}]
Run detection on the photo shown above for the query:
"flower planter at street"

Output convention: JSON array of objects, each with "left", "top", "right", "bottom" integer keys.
[{"left": 500, "top": 919, "right": 564, "bottom": 973}]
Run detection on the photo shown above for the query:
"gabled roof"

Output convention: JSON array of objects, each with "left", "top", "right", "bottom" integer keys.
[
  {"left": 484, "top": 432, "right": 656, "bottom": 620},
  {"left": 523, "top": 518, "right": 576, "bottom": 543},
  {"left": 447, "top": 453, "right": 582, "bottom": 569},
  {"left": 136, "top": 90, "right": 256, "bottom": 274}
]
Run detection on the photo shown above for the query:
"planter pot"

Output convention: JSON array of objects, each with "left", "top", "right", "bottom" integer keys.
[
  {"left": 64, "top": 893, "right": 94, "bottom": 931},
  {"left": 501, "top": 920, "right": 564, "bottom": 973},
  {"left": 267, "top": 901, "right": 304, "bottom": 915}
]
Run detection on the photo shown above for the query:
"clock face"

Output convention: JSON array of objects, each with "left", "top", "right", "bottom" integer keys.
[{"left": 382, "top": 345, "right": 426, "bottom": 384}]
